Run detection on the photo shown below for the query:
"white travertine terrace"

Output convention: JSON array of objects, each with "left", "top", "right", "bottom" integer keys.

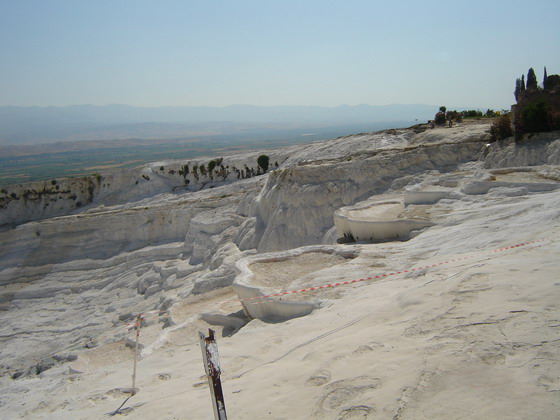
[
  {"left": 1, "top": 122, "right": 560, "bottom": 418},
  {"left": 232, "top": 246, "right": 358, "bottom": 321}
]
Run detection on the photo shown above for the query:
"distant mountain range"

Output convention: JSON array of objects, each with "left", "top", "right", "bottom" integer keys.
[{"left": 0, "top": 104, "right": 439, "bottom": 145}]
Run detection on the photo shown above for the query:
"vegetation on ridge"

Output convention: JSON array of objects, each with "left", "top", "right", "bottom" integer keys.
[{"left": 513, "top": 66, "right": 560, "bottom": 137}]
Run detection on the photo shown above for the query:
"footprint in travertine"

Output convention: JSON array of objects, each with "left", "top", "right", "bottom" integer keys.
[
  {"left": 538, "top": 374, "right": 560, "bottom": 392},
  {"left": 338, "top": 405, "right": 376, "bottom": 419},
  {"left": 314, "top": 376, "right": 382, "bottom": 416},
  {"left": 157, "top": 372, "right": 171, "bottom": 381},
  {"left": 353, "top": 342, "right": 384, "bottom": 354},
  {"left": 305, "top": 369, "right": 331, "bottom": 386}
]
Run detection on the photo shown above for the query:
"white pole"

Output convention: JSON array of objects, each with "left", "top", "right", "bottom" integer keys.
[{"left": 131, "top": 314, "right": 142, "bottom": 395}]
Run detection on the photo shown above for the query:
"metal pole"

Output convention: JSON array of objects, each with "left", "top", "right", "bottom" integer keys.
[
  {"left": 131, "top": 314, "right": 142, "bottom": 395},
  {"left": 199, "top": 329, "right": 227, "bottom": 420}
]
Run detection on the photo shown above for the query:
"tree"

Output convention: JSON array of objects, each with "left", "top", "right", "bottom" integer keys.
[
  {"left": 439, "top": 106, "right": 447, "bottom": 113},
  {"left": 521, "top": 74, "right": 526, "bottom": 93},
  {"left": 527, "top": 67, "right": 538, "bottom": 90},
  {"left": 257, "top": 155, "right": 270, "bottom": 172},
  {"left": 514, "top": 78, "right": 522, "bottom": 101},
  {"left": 543, "top": 66, "right": 548, "bottom": 86},
  {"left": 544, "top": 74, "right": 560, "bottom": 91},
  {"left": 521, "top": 101, "right": 550, "bottom": 133}
]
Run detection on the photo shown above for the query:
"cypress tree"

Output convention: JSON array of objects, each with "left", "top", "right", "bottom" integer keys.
[
  {"left": 521, "top": 74, "right": 526, "bottom": 92},
  {"left": 527, "top": 68, "right": 538, "bottom": 90},
  {"left": 543, "top": 66, "right": 548, "bottom": 85}
]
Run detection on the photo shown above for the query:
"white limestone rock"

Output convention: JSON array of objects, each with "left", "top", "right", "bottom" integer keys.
[
  {"left": 191, "top": 242, "right": 255, "bottom": 294},
  {"left": 334, "top": 199, "right": 433, "bottom": 242},
  {"left": 403, "top": 188, "right": 452, "bottom": 205},
  {"left": 184, "top": 204, "right": 245, "bottom": 265},
  {"left": 410, "top": 121, "right": 491, "bottom": 145},
  {"left": 3, "top": 120, "right": 559, "bottom": 388},
  {"left": 461, "top": 180, "right": 559, "bottom": 195},
  {"left": 484, "top": 133, "right": 560, "bottom": 168},
  {"left": 233, "top": 217, "right": 260, "bottom": 251},
  {"left": 488, "top": 186, "right": 529, "bottom": 197},
  {"left": 232, "top": 245, "right": 358, "bottom": 321},
  {"left": 252, "top": 140, "right": 485, "bottom": 252}
]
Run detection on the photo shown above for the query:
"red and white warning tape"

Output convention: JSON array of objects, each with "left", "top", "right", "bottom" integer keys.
[
  {"left": 241, "top": 238, "right": 547, "bottom": 303},
  {"left": 124, "top": 310, "right": 168, "bottom": 330}
]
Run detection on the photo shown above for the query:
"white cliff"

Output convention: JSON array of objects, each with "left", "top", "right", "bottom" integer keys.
[{"left": 1, "top": 121, "right": 560, "bottom": 419}]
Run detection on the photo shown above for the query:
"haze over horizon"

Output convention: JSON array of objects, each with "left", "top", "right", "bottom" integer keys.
[{"left": 1, "top": 0, "right": 559, "bottom": 111}]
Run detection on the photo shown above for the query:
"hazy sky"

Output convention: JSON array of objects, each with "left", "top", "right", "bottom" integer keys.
[{"left": 1, "top": 0, "right": 559, "bottom": 109}]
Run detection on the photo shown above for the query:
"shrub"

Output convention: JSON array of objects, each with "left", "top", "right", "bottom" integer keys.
[
  {"left": 257, "top": 155, "right": 270, "bottom": 172},
  {"left": 490, "top": 115, "right": 513, "bottom": 141},
  {"left": 521, "top": 101, "right": 550, "bottom": 133},
  {"left": 434, "top": 111, "right": 446, "bottom": 125},
  {"left": 462, "top": 109, "right": 483, "bottom": 118},
  {"left": 544, "top": 74, "right": 560, "bottom": 91}
]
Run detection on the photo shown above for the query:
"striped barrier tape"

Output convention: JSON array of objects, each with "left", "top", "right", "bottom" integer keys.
[
  {"left": 124, "top": 310, "right": 168, "bottom": 330},
  {"left": 240, "top": 238, "right": 546, "bottom": 304}
]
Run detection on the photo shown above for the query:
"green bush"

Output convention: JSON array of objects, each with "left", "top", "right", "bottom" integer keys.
[
  {"left": 521, "top": 101, "right": 550, "bottom": 133},
  {"left": 462, "top": 109, "right": 483, "bottom": 118},
  {"left": 434, "top": 111, "right": 446, "bottom": 125},
  {"left": 257, "top": 155, "right": 270, "bottom": 172},
  {"left": 544, "top": 74, "right": 560, "bottom": 91},
  {"left": 490, "top": 115, "right": 513, "bottom": 141}
]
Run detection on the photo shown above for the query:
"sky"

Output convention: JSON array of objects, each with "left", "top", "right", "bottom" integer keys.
[{"left": 1, "top": 0, "right": 559, "bottom": 110}]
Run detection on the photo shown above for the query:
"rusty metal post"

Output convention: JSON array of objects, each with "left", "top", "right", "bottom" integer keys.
[{"left": 199, "top": 328, "right": 227, "bottom": 420}]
